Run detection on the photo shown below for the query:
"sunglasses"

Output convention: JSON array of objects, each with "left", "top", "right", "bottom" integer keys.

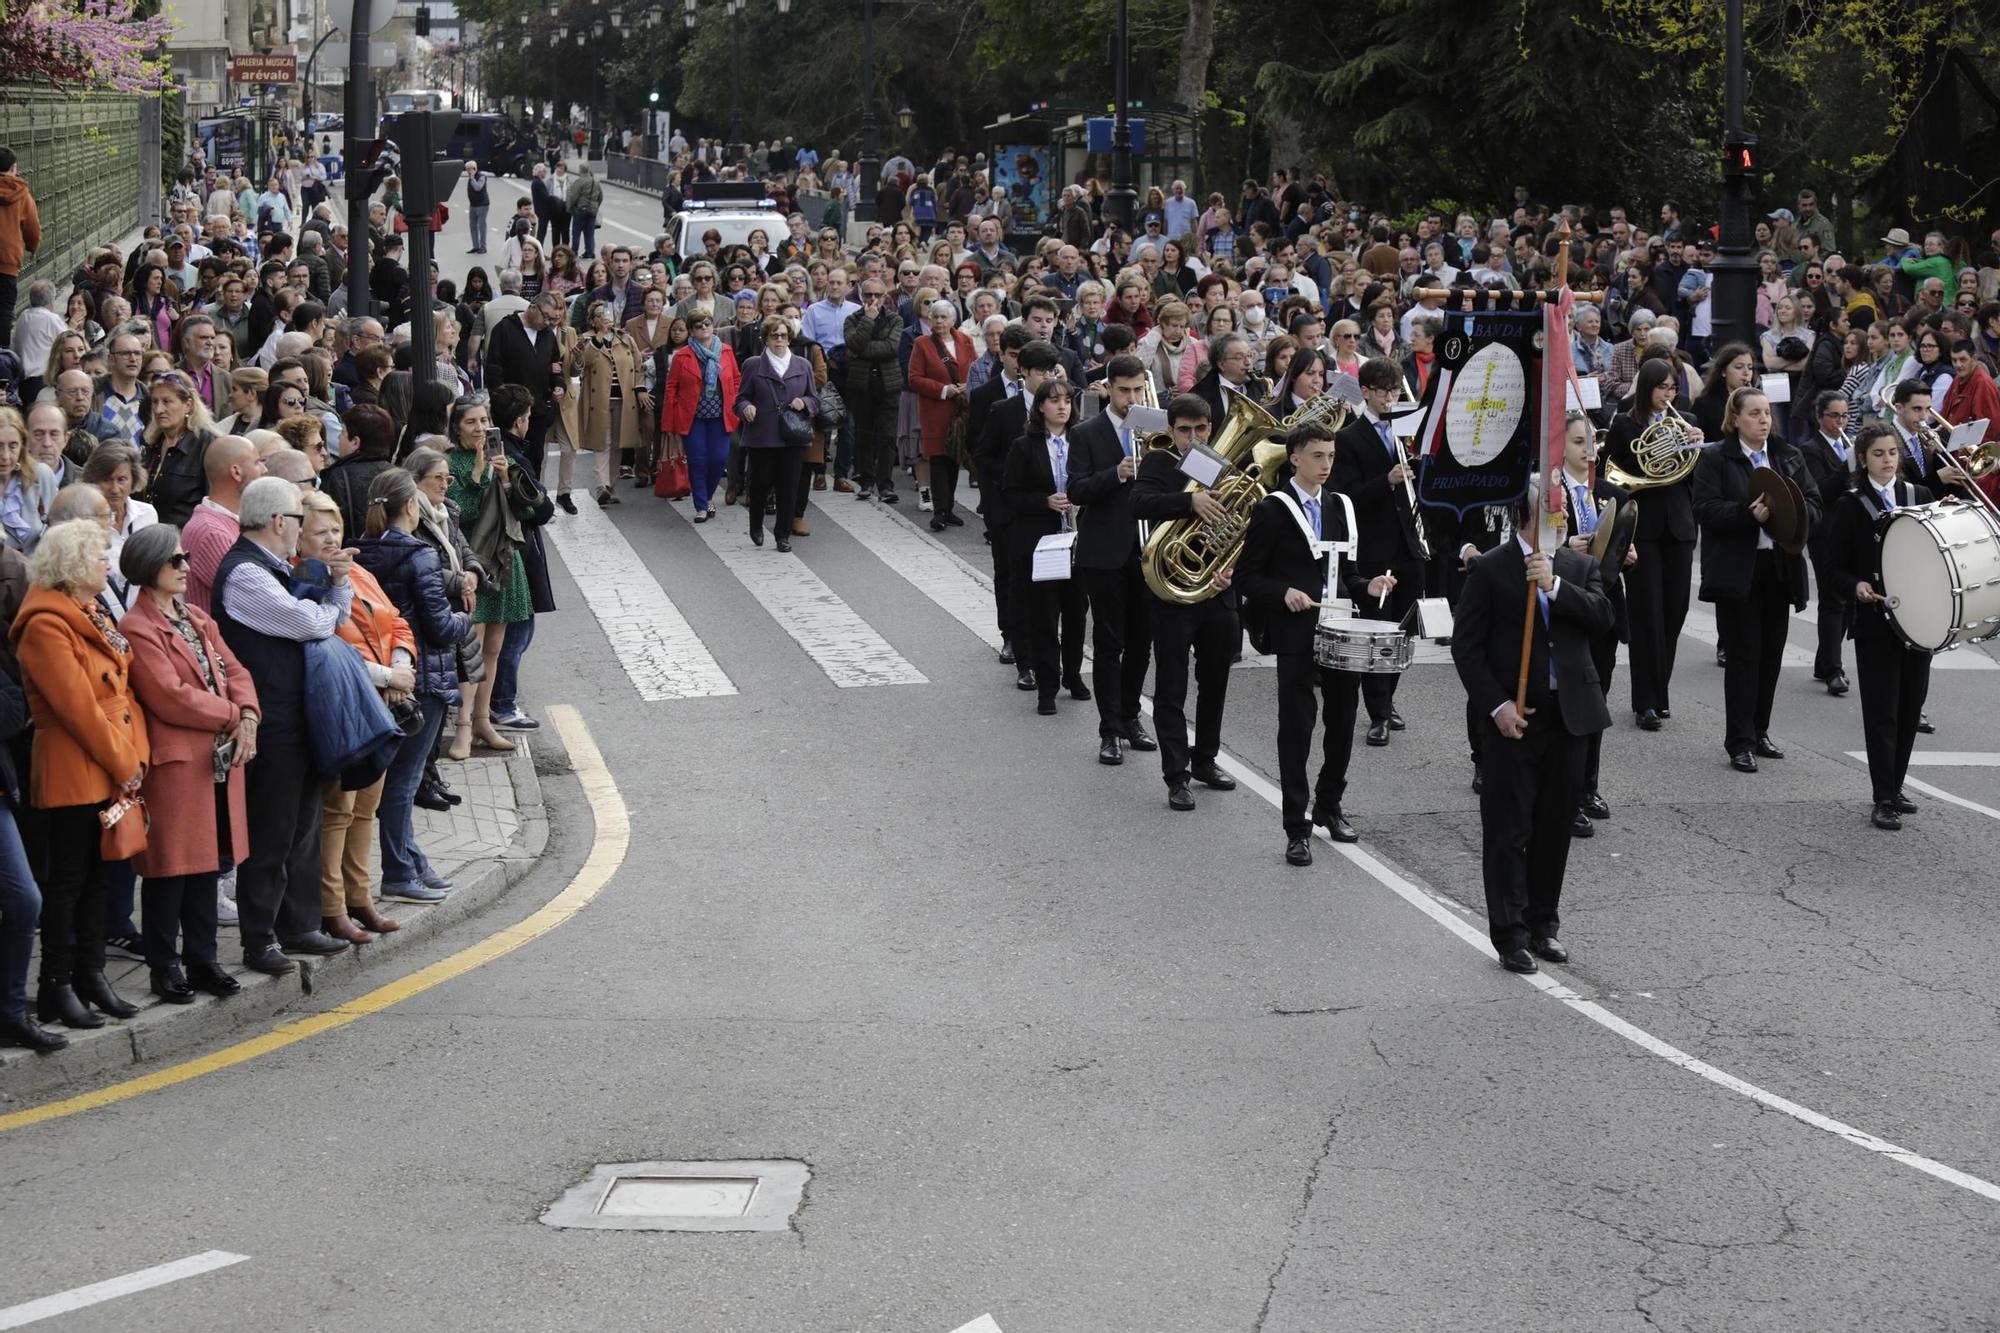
[{"left": 167, "top": 552, "right": 191, "bottom": 569}]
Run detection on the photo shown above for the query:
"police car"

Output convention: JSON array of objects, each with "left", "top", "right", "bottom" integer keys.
[{"left": 667, "top": 182, "right": 787, "bottom": 260}]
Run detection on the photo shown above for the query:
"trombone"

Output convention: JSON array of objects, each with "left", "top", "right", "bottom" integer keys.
[
  {"left": 1920, "top": 406, "right": 2000, "bottom": 517},
  {"left": 1392, "top": 372, "right": 1432, "bottom": 561}
]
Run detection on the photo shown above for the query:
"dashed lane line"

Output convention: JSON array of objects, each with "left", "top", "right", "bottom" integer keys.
[{"left": 0, "top": 1250, "right": 251, "bottom": 1329}]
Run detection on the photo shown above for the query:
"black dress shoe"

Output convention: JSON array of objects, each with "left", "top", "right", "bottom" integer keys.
[
  {"left": 775, "top": 538, "right": 792, "bottom": 553},
  {"left": 243, "top": 944, "right": 298, "bottom": 975},
  {"left": 1580, "top": 792, "right": 1610, "bottom": 820},
  {"left": 1098, "top": 737, "right": 1124, "bottom": 765},
  {"left": 1122, "top": 719, "right": 1157, "bottom": 751},
  {"left": 1285, "top": 837, "right": 1313, "bottom": 867},
  {"left": 1500, "top": 948, "right": 1539, "bottom": 974},
  {"left": 150, "top": 965, "right": 195, "bottom": 1005},
  {"left": 1656, "top": 708, "right": 1672, "bottom": 720},
  {"left": 1387, "top": 709, "right": 1406, "bottom": 731},
  {"left": 1366, "top": 719, "right": 1390, "bottom": 746},
  {"left": 1036, "top": 699, "right": 1058, "bottom": 716},
  {"left": 1167, "top": 783, "right": 1196, "bottom": 812},
  {"left": 1753, "top": 736, "right": 1784, "bottom": 759},
  {"left": 998, "top": 640, "right": 1016, "bottom": 665},
  {"left": 1827, "top": 672, "right": 1849, "bottom": 696},
  {"left": 1471, "top": 766, "right": 1484, "bottom": 794},
  {"left": 414, "top": 781, "right": 452, "bottom": 812},
  {"left": 929, "top": 519, "right": 947, "bottom": 532},
  {"left": 1888, "top": 791, "right": 1918, "bottom": 815},
  {"left": 0, "top": 1014, "right": 68, "bottom": 1052},
  {"left": 1570, "top": 809, "right": 1595, "bottom": 838},
  {"left": 35, "top": 983, "right": 102, "bottom": 1029},
  {"left": 185, "top": 961, "right": 241, "bottom": 997},
  {"left": 1871, "top": 802, "right": 1903, "bottom": 831},
  {"left": 1015, "top": 670, "right": 1036, "bottom": 691},
  {"left": 749, "top": 524, "right": 765, "bottom": 546},
  {"left": 73, "top": 969, "right": 139, "bottom": 1018},
  {"left": 1730, "top": 751, "right": 1759, "bottom": 773},
  {"left": 1191, "top": 761, "right": 1236, "bottom": 790},
  {"left": 1532, "top": 937, "right": 1569, "bottom": 963},
  {"left": 1066, "top": 677, "right": 1092, "bottom": 701},
  {"left": 556, "top": 492, "right": 578, "bottom": 515},
  {"left": 1636, "top": 709, "right": 1662, "bottom": 731},
  {"left": 1916, "top": 713, "right": 1936, "bottom": 734},
  {"left": 280, "top": 930, "right": 349, "bottom": 956},
  {"left": 1320, "top": 812, "right": 1358, "bottom": 843},
  {"left": 1715, "top": 646, "right": 1727, "bottom": 667}
]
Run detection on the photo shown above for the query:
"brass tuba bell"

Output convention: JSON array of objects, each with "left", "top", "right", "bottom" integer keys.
[{"left": 1140, "top": 389, "right": 1289, "bottom": 605}]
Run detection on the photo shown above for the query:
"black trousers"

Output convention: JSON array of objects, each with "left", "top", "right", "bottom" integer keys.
[
  {"left": 852, "top": 391, "right": 899, "bottom": 491},
  {"left": 1353, "top": 557, "right": 1424, "bottom": 721},
  {"left": 1015, "top": 555, "right": 1085, "bottom": 704},
  {"left": 1079, "top": 560, "right": 1152, "bottom": 738},
  {"left": 1274, "top": 653, "right": 1360, "bottom": 838},
  {"left": 525, "top": 410, "right": 552, "bottom": 476},
  {"left": 1807, "top": 532, "right": 1851, "bottom": 679},
  {"left": 37, "top": 804, "right": 106, "bottom": 982},
  {"left": 1712, "top": 550, "right": 1791, "bottom": 756},
  {"left": 1150, "top": 594, "right": 1237, "bottom": 787},
  {"left": 238, "top": 741, "right": 325, "bottom": 951},
  {"left": 987, "top": 518, "right": 1015, "bottom": 644},
  {"left": 0, "top": 274, "right": 16, "bottom": 348},
  {"left": 1581, "top": 628, "right": 1619, "bottom": 796},
  {"left": 1624, "top": 535, "right": 1694, "bottom": 714},
  {"left": 1478, "top": 702, "right": 1585, "bottom": 954},
  {"left": 930, "top": 454, "right": 961, "bottom": 519},
  {"left": 1856, "top": 636, "right": 1932, "bottom": 803},
  {"left": 744, "top": 444, "right": 803, "bottom": 535}
]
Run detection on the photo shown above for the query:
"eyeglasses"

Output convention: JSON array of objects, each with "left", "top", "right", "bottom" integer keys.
[
  {"left": 167, "top": 552, "right": 191, "bottom": 569},
  {"left": 695, "top": 274, "right": 714, "bottom": 282},
  {"left": 279, "top": 511, "right": 305, "bottom": 522}
]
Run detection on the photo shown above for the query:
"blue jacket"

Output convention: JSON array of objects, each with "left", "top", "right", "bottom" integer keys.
[{"left": 356, "top": 527, "right": 471, "bottom": 699}]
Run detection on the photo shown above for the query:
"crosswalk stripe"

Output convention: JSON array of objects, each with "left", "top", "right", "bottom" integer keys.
[
  {"left": 668, "top": 499, "right": 927, "bottom": 688},
  {"left": 807, "top": 494, "right": 1004, "bottom": 650},
  {"left": 542, "top": 477, "right": 738, "bottom": 701}
]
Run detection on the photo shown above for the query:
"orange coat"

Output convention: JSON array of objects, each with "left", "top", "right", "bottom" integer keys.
[
  {"left": 10, "top": 585, "right": 149, "bottom": 809},
  {"left": 907, "top": 328, "right": 976, "bottom": 459},
  {"left": 329, "top": 563, "right": 416, "bottom": 667},
  {"left": 120, "top": 595, "right": 257, "bottom": 877}
]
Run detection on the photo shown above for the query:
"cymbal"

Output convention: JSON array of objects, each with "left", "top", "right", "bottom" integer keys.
[
  {"left": 1750, "top": 465, "right": 1809, "bottom": 555},
  {"left": 1591, "top": 495, "right": 1640, "bottom": 577}
]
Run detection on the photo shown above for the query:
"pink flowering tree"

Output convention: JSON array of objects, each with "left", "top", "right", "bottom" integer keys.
[{"left": 0, "top": 0, "right": 177, "bottom": 95}]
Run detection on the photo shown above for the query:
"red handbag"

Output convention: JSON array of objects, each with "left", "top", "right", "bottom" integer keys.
[{"left": 654, "top": 453, "right": 691, "bottom": 499}]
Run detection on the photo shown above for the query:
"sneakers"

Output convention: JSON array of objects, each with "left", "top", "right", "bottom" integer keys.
[
  {"left": 381, "top": 882, "right": 448, "bottom": 905},
  {"left": 419, "top": 867, "right": 454, "bottom": 892},
  {"left": 918, "top": 486, "right": 934, "bottom": 512},
  {"left": 854, "top": 486, "right": 875, "bottom": 501},
  {"left": 492, "top": 710, "right": 540, "bottom": 731},
  {"left": 105, "top": 933, "right": 145, "bottom": 962},
  {"left": 556, "top": 492, "right": 579, "bottom": 515},
  {"left": 216, "top": 889, "right": 239, "bottom": 927}
]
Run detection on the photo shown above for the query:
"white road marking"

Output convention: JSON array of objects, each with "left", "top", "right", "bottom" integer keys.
[
  {"left": 486, "top": 174, "right": 654, "bottom": 240},
  {"left": 1898, "top": 777, "right": 2000, "bottom": 822},
  {"left": 1844, "top": 750, "right": 2000, "bottom": 768},
  {"left": 0, "top": 1251, "right": 250, "bottom": 1329},
  {"left": 808, "top": 494, "right": 1005, "bottom": 649},
  {"left": 542, "top": 469, "right": 737, "bottom": 701},
  {"left": 1145, "top": 705, "right": 2000, "bottom": 1206},
  {"left": 669, "top": 500, "right": 927, "bottom": 688},
  {"left": 947, "top": 1318, "right": 1004, "bottom": 1333},
  {"left": 1687, "top": 563, "right": 1996, "bottom": 671}
]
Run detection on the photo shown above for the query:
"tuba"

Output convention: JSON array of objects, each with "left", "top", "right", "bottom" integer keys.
[
  {"left": 1602, "top": 406, "right": 1702, "bottom": 492},
  {"left": 1140, "top": 389, "right": 1290, "bottom": 605}
]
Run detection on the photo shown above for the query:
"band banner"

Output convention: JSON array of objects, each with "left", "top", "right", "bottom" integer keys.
[{"left": 1413, "top": 310, "right": 1541, "bottom": 519}]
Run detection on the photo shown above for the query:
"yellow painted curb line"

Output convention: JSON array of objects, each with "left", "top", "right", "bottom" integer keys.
[{"left": 0, "top": 705, "right": 626, "bottom": 1135}]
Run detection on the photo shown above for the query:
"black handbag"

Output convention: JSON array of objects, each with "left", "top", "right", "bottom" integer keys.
[
  {"left": 778, "top": 406, "right": 816, "bottom": 448},
  {"left": 813, "top": 378, "right": 845, "bottom": 429}
]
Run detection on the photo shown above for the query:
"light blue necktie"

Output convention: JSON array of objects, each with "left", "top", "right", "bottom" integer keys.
[
  {"left": 1572, "top": 483, "right": 1596, "bottom": 535},
  {"left": 1052, "top": 436, "right": 1067, "bottom": 482},
  {"left": 1304, "top": 495, "right": 1321, "bottom": 540},
  {"left": 1831, "top": 434, "right": 1848, "bottom": 465},
  {"left": 1879, "top": 486, "right": 1895, "bottom": 513},
  {"left": 1119, "top": 420, "right": 1133, "bottom": 457},
  {"left": 1750, "top": 449, "right": 1767, "bottom": 470},
  {"left": 1376, "top": 419, "right": 1395, "bottom": 458}
]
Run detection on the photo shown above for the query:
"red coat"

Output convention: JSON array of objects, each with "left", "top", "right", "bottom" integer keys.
[
  {"left": 907, "top": 328, "right": 977, "bottom": 459},
  {"left": 1942, "top": 363, "right": 2000, "bottom": 445},
  {"left": 10, "top": 586, "right": 149, "bottom": 810},
  {"left": 120, "top": 595, "right": 258, "bottom": 877},
  {"left": 660, "top": 340, "right": 741, "bottom": 436}
]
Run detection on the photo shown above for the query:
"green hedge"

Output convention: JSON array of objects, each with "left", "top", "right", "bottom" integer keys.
[{"left": 0, "top": 86, "right": 141, "bottom": 288}]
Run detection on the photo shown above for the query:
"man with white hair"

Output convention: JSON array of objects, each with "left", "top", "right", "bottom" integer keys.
[
  {"left": 484, "top": 267, "right": 529, "bottom": 338},
  {"left": 463, "top": 159, "right": 491, "bottom": 254},
  {"left": 214, "top": 475, "right": 355, "bottom": 973},
  {"left": 1163, "top": 179, "right": 1199, "bottom": 240},
  {"left": 12, "top": 280, "right": 63, "bottom": 388}
]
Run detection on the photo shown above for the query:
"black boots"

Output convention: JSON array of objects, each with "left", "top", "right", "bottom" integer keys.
[
  {"left": 72, "top": 970, "right": 140, "bottom": 1019},
  {"left": 36, "top": 982, "right": 103, "bottom": 1029}
]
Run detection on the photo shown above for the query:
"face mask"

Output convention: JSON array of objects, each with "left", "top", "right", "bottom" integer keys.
[{"left": 1244, "top": 307, "right": 1266, "bottom": 329}]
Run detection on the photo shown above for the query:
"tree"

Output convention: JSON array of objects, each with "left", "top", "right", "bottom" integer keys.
[{"left": 0, "top": 0, "right": 176, "bottom": 95}]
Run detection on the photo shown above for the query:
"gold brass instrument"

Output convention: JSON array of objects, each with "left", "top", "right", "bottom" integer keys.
[
  {"left": 1920, "top": 407, "right": 2000, "bottom": 518},
  {"left": 1140, "top": 389, "right": 1289, "bottom": 605},
  {"left": 1602, "top": 405, "right": 1702, "bottom": 492},
  {"left": 1392, "top": 372, "right": 1433, "bottom": 561}
]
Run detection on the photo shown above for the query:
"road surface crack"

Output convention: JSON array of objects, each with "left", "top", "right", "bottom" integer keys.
[{"left": 1249, "top": 1114, "right": 1339, "bottom": 1332}]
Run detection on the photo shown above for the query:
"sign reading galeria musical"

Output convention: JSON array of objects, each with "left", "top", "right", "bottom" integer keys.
[{"left": 230, "top": 54, "right": 298, "bottom": 83}]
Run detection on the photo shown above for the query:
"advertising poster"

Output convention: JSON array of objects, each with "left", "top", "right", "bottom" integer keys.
[{"left": 992, "top": 145, "right": 1049, "bottom": 228}]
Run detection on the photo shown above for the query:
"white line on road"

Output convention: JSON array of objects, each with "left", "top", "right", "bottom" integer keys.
[
  {"left": 486, "top": 174, "right": 655, "bottom": 240},
  {"left": 808, "top": 495, "right": 1005, "bottom": 650},
  {"left": 542, "top": 472, "right": 737, "bottom": 701},
  {"left": 0, "top": 1251, "right": 250, "bottom": 1329},
  {"left": 670, "top": 500, "right": 927, "bottom": 688},
  {"left": 947, "top": 1317, "right": 1004, "bottom": 1333},
  {"left": 1884, "top": 751, "right": 2000, "bottom": 767},
  {"left": 1899, "top": 776, "right": 2000, "bottom": 822}
]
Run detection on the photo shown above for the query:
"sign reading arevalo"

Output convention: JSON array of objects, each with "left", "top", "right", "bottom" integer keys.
[{"left": 230, "top": 54, "right": 298, "bottom": 83}]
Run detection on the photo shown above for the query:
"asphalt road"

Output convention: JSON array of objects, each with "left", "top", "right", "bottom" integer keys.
[{"left": 1, "top": 169, "right": 1996, "bottom": 1332}]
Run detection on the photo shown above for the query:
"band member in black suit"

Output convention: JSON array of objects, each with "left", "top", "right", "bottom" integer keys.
[
  {"left": 1186, "top": 332, "right": 1268, "bottom": 428},
  {"left": 1603, "top": 356, "right": 1702, "bottom": 731},
  {"left": 970, "top": 327, "right": 1043, "bottom": 684},
  {"left": 1451, "top": 492, "right": 1615, "bottom": 973},
  {"left": 1829, "top": 424, "right": 1935, "bottom": 830},
  {"left": 1691, "top": 385, "right": 1823, "bottom": 772},
  {"left": 1330, "top": 356, "right": 1427, "bottom": 745},
  {"left": 1236, "top": 420, "right": 1396, "bottom": 867},
  {"left": 1796, "top": 391, "right": 1857, "bottom": 695},
  {"left": 1002, "top": 378, "right": 1088, "bottom": 714},
  {"left": 1886, "top": 378, "right": 1978, "bottom": 499},
  {"left": 1067, "top": 353, "right": 1156, "bottom": 761},
  {"left": 1132, "top": 394, "right": 1241, "bottom": 811},
  {"left": 1555, "top": 411, "right": 1634, "bottom": 835}
]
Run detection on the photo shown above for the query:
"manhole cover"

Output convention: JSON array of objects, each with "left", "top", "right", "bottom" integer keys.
[{"left": 540, "top": 1160, "right": 808, "bottom": 1232}]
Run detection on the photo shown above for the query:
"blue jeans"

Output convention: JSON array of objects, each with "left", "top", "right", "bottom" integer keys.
[
  {"left": 572, "top": 211, "right": 598, "bottom": 259},
  {"left": 685, "top": 416, "right": 731, "bottom": 513},
  {"left": 492, "top": 617, "right": 535, "bottom": 718},
  {"left": 380, "top": 694, "right": 447, "bottom": 885},
  {"left": 469, "top": 204, "right": 489, "bottom": 251},
  {"left": 0, "top": 798, "right": 39, "bottom": 1021},
  {"left": 99, "top": 857, "right": 137, "bottom": 938}
]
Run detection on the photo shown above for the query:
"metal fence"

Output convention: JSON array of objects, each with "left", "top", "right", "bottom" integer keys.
[
  {"left": 0, "top": 87, "right": 143, "bottom": 289},
  {"left": 605, "top": 151, "right": 669, "bottom": 195}
]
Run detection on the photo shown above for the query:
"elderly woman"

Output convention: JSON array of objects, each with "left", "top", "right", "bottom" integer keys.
[
  {"left": 85, "top": 444, "right": 157, "bottom": 612},
  {"left": 434, "top": 308, "right": 474, "bottom": 396},
  {"left": 275, "top": 412, "right": 331, "bottom": 476},
  {"left": 906, "top": 300, "right": 975, "bottom": 533},
  {"left": 444, "top": 396, "right": 529, "bottom": 758},
  {"left": 562, "top": 299, "right": 646, "bottom": 508},
  {"left": 662, "top": 309, "right": 741, "bottom": 522},
  {"left": 142, "top": 370, "right": 218, "bottom": 528},
  {"left": 360, "top": 466, "right": 473, "bottom": 902},
  {"left": 10, "top": 519, "right": 149, "bottom": 1028},
  {"left": 0, "top": 408, "right": 60, "bottom": 556},
  {"left": 117, "top": 524, "right": 257, "bottom": 1002},
  {"left": 734, "top": 314, "right": 820, "bottom": 552}
]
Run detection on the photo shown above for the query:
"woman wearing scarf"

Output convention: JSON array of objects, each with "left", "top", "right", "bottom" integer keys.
[
  {"left": 662, "top": 310, "right": 741, "bottom": 523},
  {"left": 401, "top": 446, "right": 486, "bottom": 785},
  {"left": 563, "top": 301, "right": 647, "bottom": 509},
  {"left": 733, "top": 316, "right": 820, "bottom": 552}
]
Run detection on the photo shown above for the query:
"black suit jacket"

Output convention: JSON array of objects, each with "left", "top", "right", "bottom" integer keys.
[
  {"left": 975, "top": 388, "right": 1029, "bottom": 522},
  {"left": 484, "top": 313, "right": 558, "bottom": 413},
  {"left": 1002, "top": 432, "right": 1068, "bottom": 559},
  {"left": 1187, "top": 366, "right": 1268, "bottom": 430},
  {"left": 1796, "top": 431, "right": 1853, "bottom": 512},
  {"left": 1234, "top": 489, "right": 1374, "bottom": 657},
  {"left": 1828, "top": 480, "right": 1933, "bottom": 643},
  {"left": 1602, "top": 409, "right": 1698, "bottom": 542},
  {"left": 1330, "top": 414, "right": 1425, "bottom": 566},
  {"left": 1559, "top": 472, "right": 1631, "bottom": 641},
  {"left": 1692, "top": 432, "right": 1823, "bottom": 609},
  {"left": 1452, "top": 542, "right": 1615, "bottom": 737},
  {"left": 1066, "top": 411, "right": 1140, "bottom": 571}
]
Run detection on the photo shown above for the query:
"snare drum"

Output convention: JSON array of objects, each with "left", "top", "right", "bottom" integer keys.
[
  {"left": 1879, "top": 500, "right": 2000, "bottom": 652},
  {"left": 1313, "top": 618, "right": 1413, "bottom": 674}
]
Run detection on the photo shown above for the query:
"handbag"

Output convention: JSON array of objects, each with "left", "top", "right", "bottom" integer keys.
[
  {"left": 778, "top": 405, "right": 816, "bottom": 448},
  {"left": 100, "top": 794, "right": 149, "bottom": 861},
  {"left": 655, "top": 453, "right": 691, "bottom": 498},
  {"left": 813, "top": 378, "right": 845, "bottom": 430}
]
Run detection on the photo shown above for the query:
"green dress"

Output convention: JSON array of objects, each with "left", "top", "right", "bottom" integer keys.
[{"left": 446, "top": 446, "right": 532, "bottom": 624}]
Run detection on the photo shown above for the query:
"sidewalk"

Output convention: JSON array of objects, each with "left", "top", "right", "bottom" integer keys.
[{"left": 0, "top": 741, "right": 550, "bottom": 1105}]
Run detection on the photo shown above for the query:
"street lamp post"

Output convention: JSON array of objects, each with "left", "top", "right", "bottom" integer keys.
[
  {"left": 1710, "top": 0, "right": 1759, "bottom": 353},
  {"left": 1103, "top": 0, "right": 1136, "bottom": 233},
  {"left": 728, "top": 0, "right": 744, "bottom": 158},
  {"left": 854, "top": 0, "right": 879, "bottom": 223}
]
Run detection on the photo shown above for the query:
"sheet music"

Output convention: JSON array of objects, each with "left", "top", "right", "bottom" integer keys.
[
  {"left": 1031, "top": 531, "right": 1077, "bottom": 582},
  {"left": 1948, "top": 418, "right": 1991, "bottom": 452},
  {"left": 1564, "top": 378, "right": 1603, "bottom": 411},
  {"left": 1760, "top": 372, "right": 1791, "bottom": 404},
  {"left": 1178, "top": 444, "right": 1228, "bottom": 487}
]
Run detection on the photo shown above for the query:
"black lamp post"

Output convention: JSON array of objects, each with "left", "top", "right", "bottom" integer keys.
[
  {"left": 854, "top": 0, "right": 879, "bottom": 223},
  {"left": 1103, "top": 0, "right": 1136, "bottom": 233},
  {"left": 1710, "top": 0, "right": 1760, "bottom": 353}
]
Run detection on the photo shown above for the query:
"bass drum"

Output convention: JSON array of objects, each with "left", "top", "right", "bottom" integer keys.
[{"left": 1879, "top": 500, "right": 2000, "bottom": 652}]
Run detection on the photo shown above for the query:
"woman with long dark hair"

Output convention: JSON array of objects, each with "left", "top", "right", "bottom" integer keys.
[{"left": 1002, "top": 378, "right": 1087, "bottom": 715}]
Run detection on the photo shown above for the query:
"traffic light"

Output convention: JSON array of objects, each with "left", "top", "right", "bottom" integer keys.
[
  {"left": 648, "top": 90, "right": 660, "bottom": 104},
  {"left": 345, "top": 136, "right": 392, "bottom": 201},
  {"left": 388, "top": 111, "right": 464, "bottom": 225},
  {"left": 1723, "top": 134, "right": 1761, "bottom": 182},
  {"left": 414, "top": 4, "right": 431, "bottom": 34}
]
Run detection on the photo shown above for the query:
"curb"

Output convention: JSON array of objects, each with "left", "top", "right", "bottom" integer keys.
[{"left": 0, "top": 740, "right": 553, "bottom": 1109}]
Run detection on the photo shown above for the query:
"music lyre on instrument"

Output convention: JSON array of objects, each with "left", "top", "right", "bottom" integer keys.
[{"left": 1918, "top": 406, "right": 2000, "bottom": 520}]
